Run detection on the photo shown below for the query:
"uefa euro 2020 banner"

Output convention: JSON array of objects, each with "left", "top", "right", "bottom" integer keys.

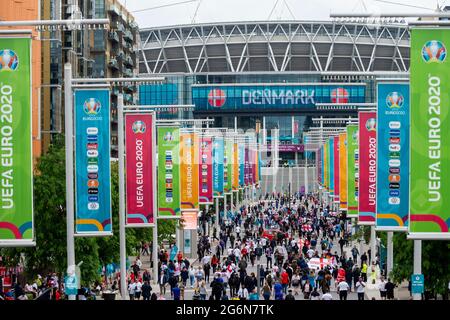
[
  {"left": 0, "top": 37, "right": 34, "bottom": 245},
  {"left": 410, "top": 28, "right": 450, "bottom": 239},
  {"left": 323, "top": 142, "right": 328, "bottom": 190},
  {"left": 333, "top": 136, "right": 340, "bottom": 202},
  {"left": 339, "top": 133, "right": 348, "bottom": 211},
  {"left": 224, "top": 138, "right": 233, "bottom": 194},
  {"left": 125, "top": 113, "right": 156, "bottom": 226},
  {"left": 328, "top": 138, "right": 334, "bottom": 196},
  {"left": 232, "top": 141, "right": 239, "bottom": 191},
  {"left": 376, "top": 83, "right": 410, "bottom": 231},
  {"left": 180, "top": 131, "right": 199, "bottom": 211},
  {"left": 347, "top": 125, "right": 359, "bottom": 218},
  {"left": 358, "top": 111, "right": 377, "bottom": 225},
  {"left": 158, "top": 126, "right": 181, "bottom": 218},
  {"left": 75, "top": 89, "right": 112, "bottom": 235},
  {"left": 213, "top": 136, "right": 224, "bottom": 197},
  {"left": 238, "top": 143, "right": 245, "bottom": 188},
  {"left": 199, "top": 135, "right": 213, "bottom": 204}
]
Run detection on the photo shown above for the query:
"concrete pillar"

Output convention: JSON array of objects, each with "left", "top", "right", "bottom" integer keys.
[
  {"left": 413, "top": 240, "right": 422, "bottom": 300},
  {"left": 387, "top": 231, "right": 394, "bottom": 277}
]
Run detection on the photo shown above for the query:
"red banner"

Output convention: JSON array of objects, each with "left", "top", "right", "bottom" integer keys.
[
  {"left": 125, "top": 113, "right": 155, "bottom": 226},
  {"left": 358, "top": 111, "right": 377, "bottom": 225},
  {"left": 334, "top": 136, "right": 340, "bottom": 200},
  {"left": 199, "top": 136, "right": 213, "bottom": 204}
]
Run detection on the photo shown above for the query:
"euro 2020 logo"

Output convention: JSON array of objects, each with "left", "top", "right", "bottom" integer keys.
[
  {"left": 422, "top": 40, "right": 446, "bottom": 63},
  {"left": 132, "top": 120, "right": 146, "bottom": 134},
  {"left": 83, "top": 98, "right": 101, "bottom": 115},
  {"left": 365, "top": 118, "right": 376, "bottom": 132},
  {"left": 0, "top": 49, "right": 19, "bottom": 72},
  {"left": 386, "top": 92, "right": 404, "bottom": 109}
]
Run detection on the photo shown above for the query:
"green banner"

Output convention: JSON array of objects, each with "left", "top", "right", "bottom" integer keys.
[
  {"left": 158, "top": 127, "right": 181, "bottom": 217},
  {"left": 347, "top": 125, "right": 358, "bottom": 218},
  {"left": 410, "top": 28, "right": 450, "bottom": 239},
  {"left": 224, "top": 139, "right": 233, "bottom": 194},
  {"left": 0, "top": 38, "right": 34, "bottom": 245}
]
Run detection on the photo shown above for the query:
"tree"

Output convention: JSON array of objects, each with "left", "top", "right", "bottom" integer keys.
[{"left": 390, "top": 232, "right": 450, "bottom": 299}]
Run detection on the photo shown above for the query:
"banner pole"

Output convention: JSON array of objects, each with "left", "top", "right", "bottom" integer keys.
[
  {"left": 64, "top": 63, "right": 76, "bottom": 301},
  {"left": 117, "top": 94, "right": 127, "bottom": 299},
  {"left": 387, "top": 231, "right": 393, "bottom": 277},
  {"left": 215, "top": 197, "right": 219, "bottom": 238},
  {"left": 370, "top": 226, "right": 376, "bottom": 265},
  {"left": 413, "top": 240, "right": 422, "bottom": 300}
]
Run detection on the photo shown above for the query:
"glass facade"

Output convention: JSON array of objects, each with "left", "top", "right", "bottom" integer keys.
[{"left": 138, "top": 73, "right": 380, "bottom": 165}]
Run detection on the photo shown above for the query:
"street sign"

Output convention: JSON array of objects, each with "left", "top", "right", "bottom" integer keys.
[{"left": 411, "top": 274, "right": 424, "bottom": 294}]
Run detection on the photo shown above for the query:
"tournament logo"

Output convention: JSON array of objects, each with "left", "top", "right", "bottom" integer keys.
[
  {"left": 422, "top": 40, "right": 446, "bottom": 63},
  {"left": 208, "top": 89, "right": 226, "bottom": 108},
  {"left": 132, "top": 120, "right": 146, "bottom": 134},
  {"left": 365, "top": 118, "right": 376, "bottom": 132},
  {"left": 331, "top": 88, "right": 349, "bottom": 103},
  {"left": 83, "top": 98, "right": 101, "bottom": 115},
  {"left": 0, "top": 49, "right": 19, "bottom": 72},
  {"left": 164, "top": 132, "right": 174, "bottom": 141},
  {"left": 386, "top": 92, "right": 404, "bottom": 109}
]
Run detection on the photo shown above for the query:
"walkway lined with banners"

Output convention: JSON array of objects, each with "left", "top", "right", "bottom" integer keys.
[{"left": 121, "top": 192, "right": 410, "bottom": 301}]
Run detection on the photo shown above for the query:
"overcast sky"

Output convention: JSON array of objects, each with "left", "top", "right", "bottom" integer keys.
[{"left": 119, "top": 0, "right": 445, "bottom": 28}]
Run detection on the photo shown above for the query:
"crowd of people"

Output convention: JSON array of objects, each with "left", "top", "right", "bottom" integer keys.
[{"left": 139, "top": 192, "right": 396, "bottom": 301}]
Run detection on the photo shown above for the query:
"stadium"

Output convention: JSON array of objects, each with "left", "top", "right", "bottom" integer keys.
[{"left": 137, "top": 20, "right": 410, "bottom": 192}]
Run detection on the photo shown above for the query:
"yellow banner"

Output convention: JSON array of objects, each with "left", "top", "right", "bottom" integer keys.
[
  {"left": 233, "top": 142, "right": 239, "bottom": 190},
  {"left": 180, "top": 132, "right": 199, "bottom": 209},
  {"left": 339, "top": 133, "right": 348, "bottom": 210}
]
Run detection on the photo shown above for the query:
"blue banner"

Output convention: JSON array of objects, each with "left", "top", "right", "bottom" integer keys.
[
  {"left": 192, "top": 84, "right": 366, "bottom": 111},
  {"left": 75, "top": 89, "right": 112, "bottom": 235},
  {"left": 239, "top": 143, "right": 245, "bottom": 188},
  {"left": 376, "top": 83, "right": 409, "bottom": 231},
  {"left": 213, "top": 136, "right": 224, "bottom": 197},
  {"left": 329, "top": 138, "right": 334, "bottom": 196}
]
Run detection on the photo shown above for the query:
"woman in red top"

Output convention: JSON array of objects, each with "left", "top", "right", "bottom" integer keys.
[
  {"left": 280, "top": 270, "right": 289, "bottom": 294},
  {"left": 211, "top": 255, "right": 219, "bottom": 273}
]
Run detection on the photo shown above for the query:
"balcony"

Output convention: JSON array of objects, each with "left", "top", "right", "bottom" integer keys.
[
  {"left": 122, "top": 68, "right": 133, "bottom": 78},
  {"left": 108, "top": 58, "right": 119, "bottom": 70},
  {"left": 129, "top": 21, "right": 139, "bottom": 31},
  {"left": 108, "top": 4, "right": 120, "bottom": 16},
  {"left": 124, "top": 94, "right": 134, "bottom": 104},
  {"left": 123, "top": 30, "right": 133, "bottom": 41},
  {"left": 123, "top": 55, "right": 134, "bottom": 67},
  {"left": 108, "top": 31, "right": 119, "bottom": 43}
]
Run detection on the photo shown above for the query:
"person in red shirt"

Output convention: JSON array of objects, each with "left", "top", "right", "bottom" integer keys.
[
  {"left": 281, "top": 270, "right": 289, "bottom": 294},
  {"left": 177, "top": 252, "right": 183, "bottom": 264}
]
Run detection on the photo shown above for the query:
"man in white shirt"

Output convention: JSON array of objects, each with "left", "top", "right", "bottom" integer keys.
[
  {"left": 379, "top": 276, "right": 387, "bottom": 300},
  {"left": 237, "top": 284, "right": 249, "bottom": 300},
  {"left": 321, "top": 290, "right": 333, "bottom": 300},
  {"left": 355, "top": 277, "right": 366, "bottom": 300},
  {"left": 337, "top": 280, "right": 350, "bottom": 300},
  {"left": 128, "top": 281, "right": 136, "bottom": 300}
]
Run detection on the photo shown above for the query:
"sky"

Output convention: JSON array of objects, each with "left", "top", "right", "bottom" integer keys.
[{"left": 118, "top": 0, "right": 446, "bottom": 28}]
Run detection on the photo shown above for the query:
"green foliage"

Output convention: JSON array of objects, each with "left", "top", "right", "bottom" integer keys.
[
  {"left": 391, "top": 232, "right": 450, "bottom": 296},
  {"left": 351, "top": 225, "right": 371, "bottom": 244},
  {"left": 0, "top": 136, "right": 176, "bottom": 286}
]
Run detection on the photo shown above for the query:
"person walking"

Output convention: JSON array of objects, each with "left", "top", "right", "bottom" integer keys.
[
  {"left": 379, "top": 277, "right": 387, "bottom": 300},
  {"left": 351, "top": 246, "right": 359, "bottom": 264},
  {"left": 238, "top": 284, "right": 249, "bottom": 300},
  {"left": 385, "top": 278, "right": 395, "bottom": 300},
  {"left": 142, "top": 281, "right": 152, "bottom": 300},
  {"left": 355, "top": 277, "right": 366, "bottom": 300},
  {"left": 321, "top": 289, "right": 333, "bottom": 300},
  {"left": 337, "top": 279, "right": 350, "bottom": 300},
  {"left": 261, "top": 281, "right": 272, "bottom": 301}
]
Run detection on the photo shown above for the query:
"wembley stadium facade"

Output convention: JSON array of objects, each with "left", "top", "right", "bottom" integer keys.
[{"left": 138, "top": 20, "right": 410, "bottom": 164}]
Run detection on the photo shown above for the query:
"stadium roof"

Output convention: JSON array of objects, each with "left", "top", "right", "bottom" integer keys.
[{"left": 139, "top": 20, "right": 410, "bottom": 74}]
